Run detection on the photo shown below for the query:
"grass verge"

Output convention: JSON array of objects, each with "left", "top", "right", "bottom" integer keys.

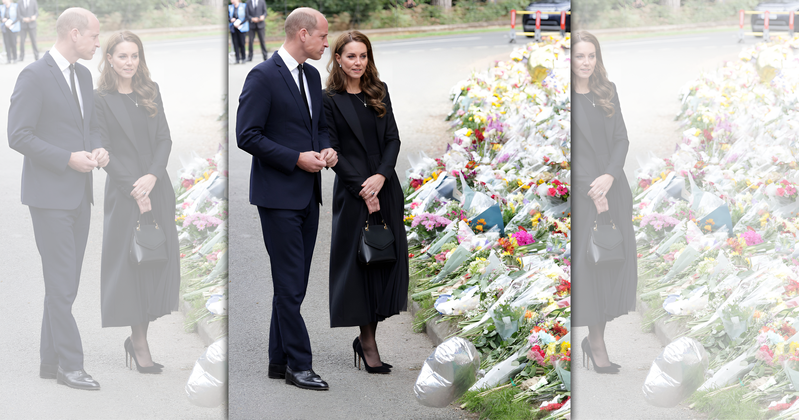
[
  {"left": 459, "top": 386, "right": 545, "bottom": 420},
  {"left": 687, "top": 386, "right": 764, "bottom": 420}
]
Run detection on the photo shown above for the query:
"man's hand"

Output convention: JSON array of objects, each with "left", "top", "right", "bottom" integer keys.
[
  {"left": 593, "top": 195, "right": 609, "bottom": 214},
  {"left": 320, "top": 148, "right": 338, "bottom": 168},
  {"left": 91, "top": 147, "right": 109, "bottom": 168},
  {"left": 365, "top": 195, "right": 380, "bottom": 214},
  {"left": 68, "top": 151, "right": 97, "bottom": 173},
  {"left": 131, "top": 174, "right": 157, "bottom": 200},
  {"left": 297, "top": 151, "right": 326, "bottom": 173},
  {"left": 136, "top": 196, "right": 152, "bottom": 214},
  {"left": 360, "top": 174, "right": 386, "bottom": 201}
]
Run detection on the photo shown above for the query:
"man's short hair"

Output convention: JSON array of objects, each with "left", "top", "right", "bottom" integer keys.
[
  {"left": 56, "top": 8, "right": 90, "bottom": 40},
  {"left": 284, "top": 7, "right": 319, "bottom": 39}
]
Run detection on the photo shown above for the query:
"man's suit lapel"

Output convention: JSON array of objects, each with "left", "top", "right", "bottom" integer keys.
[
  {"left": 46, "top": 53, "right": 84, "bottom": 133},
  {"left": 105, "top": 93, "right": 140, "bottom": 153},
  {"left": 332, "top": 92, "right": 366, "bottom": 152},
  {"left": 273, "top": 54, "right": 312, "bottom": 134}
]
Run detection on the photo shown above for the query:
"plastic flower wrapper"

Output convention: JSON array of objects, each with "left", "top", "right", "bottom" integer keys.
[
  {"left": 554, "top": 358, "right": 571, "bottom": 392},
  {"left": 756, "top": 44, "right": 784, "bottom": 83},
  {"left": 720, "top": 303, "right": 753, "bottom": 341},
  {"left": 435, "top": 285, "right": 481, "bottom": 316},
  {"left": 783, "top": 354, "right": 799, "bottom": 391},
  {"left": 663, "top": 285, "right": 708, "bottom": 316},
  {"left": 491, "top": 302, "right": 526, "bottom": 340},
  {"left": 697, "top": 351, "right": 754, "bottom": 392},
  {"left": 526, "top": 44, "right": 554, "bottom": 85},
  {"left": 642, "top": 337, "right": 708, "bottom": 407},
  {"left": 424, "top": 227, "right": 458, "bottom": 258},
  {"left": 186, "top": 336, "right": 227, "bottom": 408},
  {"left": 414, "top": 337, "right": 481, "bottom": 408},
  {"left": 470, "top": 347, "right": 528, "bottom": 391},
  {"left": 662, "top": 244, "right": 701, "bottom": 283},
  {"left": 433, "top": 244, "right": 473, "bottom": 283}
]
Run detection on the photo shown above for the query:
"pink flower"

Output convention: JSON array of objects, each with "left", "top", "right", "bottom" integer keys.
[{"left": 778, "top": 187, "right": 785, "bottom": 197}]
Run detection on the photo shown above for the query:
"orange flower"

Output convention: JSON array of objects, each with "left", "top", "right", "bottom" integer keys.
[{"left": 525, "top": 310, "right": 533, "bottom": 319}]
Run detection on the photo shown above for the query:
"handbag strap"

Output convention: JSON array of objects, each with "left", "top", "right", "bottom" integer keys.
[
  {"left": 137, "top": 211, "right": 160, "bottom": 230},
  {"left": 593, "top": 214, "right": 616, "bottom": 231},
  {"left": 363, "top": 209, "right": 388, "bottom": 232}
]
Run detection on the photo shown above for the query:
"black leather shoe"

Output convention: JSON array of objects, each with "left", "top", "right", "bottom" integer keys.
[
  {"left": 285, "top": 367, "right": 328, "bottom": 391},
  {"left": 39, "top": 363, "right": 58, "bottom": 379},
  {"left": 246, "top": 56, "right": 253, "bottom": 62},
  {"left": 57, "top": 368, "right": 101, "bottom": 390},
  {"left": 268, "top": 363, "right": 286, "bottom": 379}
]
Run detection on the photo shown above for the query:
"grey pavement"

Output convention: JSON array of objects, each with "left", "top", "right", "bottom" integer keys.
[
  {"left": 1, "top": 35, "right": 225, "bottom": 419},
  {"left": 571, "top": 30, "right": 751, "bottom": 419},
  {"left": 228, "top": 31, "right": 518, "bottom": 420}
]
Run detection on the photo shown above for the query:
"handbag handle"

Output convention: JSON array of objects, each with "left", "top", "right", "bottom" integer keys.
[
  {"left": 364, "top": 209, "right": 388, "bottom": 232},
  {"left": 136, "top": 212, "right": 160, "bottom": 231},
  {"left": 593, "top": 215, "right": 616, "bottom": 231}
]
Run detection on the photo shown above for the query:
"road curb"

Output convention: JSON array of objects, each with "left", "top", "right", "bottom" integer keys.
[
  {"left": 636, "top": 296, "right": 688, "bottom": 347},
  {"left": 180, "top": 298, "right": 227, "bottom": 347},
  {"left": 576, "top": 20, "right": 738, "bottom": 37},
  {"left": 410, "top": 299, "right": 460, "bottom": 346}
]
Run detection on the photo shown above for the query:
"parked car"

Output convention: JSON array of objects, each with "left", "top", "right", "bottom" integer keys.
[
  {"left": 522, "top": 0, "right": 571, "bottom": 36},
  {"left": 751, "top": 0, "right": 799, "bottom": 33}
]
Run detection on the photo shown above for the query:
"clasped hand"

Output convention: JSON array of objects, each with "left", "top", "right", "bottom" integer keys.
[
  {"left": 297, "top": 148, "right": 338, "bottom": 173},
  {"left": 68, "top": 148, "right": 110, "bottom": 173},
  {"left": 361, "top": 174, "right": 385, "bottom": 214},
  {"left": 589, "top": 174, "right": 614, "bottom": 214}
]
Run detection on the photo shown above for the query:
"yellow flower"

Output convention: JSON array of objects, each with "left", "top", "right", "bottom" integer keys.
[
  {"left": 465, "top": 129, "right": 473, "bottom": 137},
  {"left": 431, "top": 171, "right": 439, "bottom": 181},
  {"left": 560, "top": 342, "right": 570, "bottom": 354}
]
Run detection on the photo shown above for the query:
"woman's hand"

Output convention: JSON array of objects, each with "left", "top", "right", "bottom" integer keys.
[
  {"left": 131, "top": 174, "right": 157, "bottom": 200},
  {"left": 589, "top": 174, "right": 614, "bottom": 200},
  {"left": 360, "top": 174, "right": 386, "bottom": 201},
  {"left": 365, "top": 196, "right": 380, "bottom": 214},
  {"left": 136, "top": 196, "right": 152, "bottom": 214},
  {"left": 593, "top": 195, "right": 609, "bottom": 214}
]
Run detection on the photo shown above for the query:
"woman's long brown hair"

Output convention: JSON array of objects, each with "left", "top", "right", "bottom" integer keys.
[
  {"left": 326, "top": 31, "right": 386, "bottom": 118},
  {"left": 573, "top": 31, "right": 615, "bottom": 118},
  {"left": 97, "top": 31, "right": 158, "bottom": 118}
]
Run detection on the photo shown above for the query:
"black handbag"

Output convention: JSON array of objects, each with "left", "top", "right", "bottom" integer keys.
[
  {"left": 358, "top": 211, "right": 396, "bottom": 266},
  {"left": 130, "top": 213, "right": 168, "bottom": 266},
  {"left": 587, "top": 216, "right": 625, "bottom": 267}
]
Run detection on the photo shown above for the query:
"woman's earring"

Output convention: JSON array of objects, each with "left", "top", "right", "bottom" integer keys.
[
  {"left": 339, "top": 63, "right": 341, "bottom": 68},
  {"left": 110, "top": 63, "right": 113, "bottom": 68}
]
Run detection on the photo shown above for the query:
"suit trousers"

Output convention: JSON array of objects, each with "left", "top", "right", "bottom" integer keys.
[
  {"left": 248, "top": 26, "right": 267, "bottom": 60},
  {"left": 231, "top": 30, "right": 245, "bottom": 62},
  {"left": 19, "top": 25, "right": 37, "bottom": 60},
  {"left": 258, "top": 200, "right": 319, "bottom": 371},
  {"left": 3, "top": 31, "right": 16, "bottom": 62},
  {"left": 29, "top": 188, "right": 91, "bottom": 371}
]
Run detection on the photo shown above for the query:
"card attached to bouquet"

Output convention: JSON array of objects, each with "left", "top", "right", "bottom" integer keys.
[{"left": 697, "top": 204, "right": 732, "bottom": 236}]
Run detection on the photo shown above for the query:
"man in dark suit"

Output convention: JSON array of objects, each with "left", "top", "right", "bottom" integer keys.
[
  {"left": 246, "top": 0, "right": 267, "bottom": 61},
  {"left": 236, "top": 7, "right": 337, "bottom": 391},
  {"left": 17, "top": 0, "right": 37, "bottom": 61},
  {"left": 7, "top": 7, "right": 107, "bottom": 390}
]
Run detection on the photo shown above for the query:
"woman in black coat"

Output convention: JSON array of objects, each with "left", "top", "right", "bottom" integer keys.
[
  {"left": 571, "top": 31, "right": 637, "bottom": 374},
  {"left": 323, "top": 31, "right": 409, "bottom": 374},
  {"left": 94, "top": 31, "right": 180, "bottom": 374}
]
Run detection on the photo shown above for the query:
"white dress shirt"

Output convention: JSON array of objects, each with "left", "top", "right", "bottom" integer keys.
[
  {"left": 277, "top": 45, "right": 312, "bottom": 119},
  {"left": 49, "top": 46, "right": 83, "bottom": 117}
]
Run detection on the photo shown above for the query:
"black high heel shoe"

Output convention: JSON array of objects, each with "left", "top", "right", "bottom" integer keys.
[
  {"left": 125, "top": 337, "right": 164, "bottom": 369},
  {"left": 353, "top": 340, "right": 390, "bottom": 374},
  {"left": 581, "top": 338, "right": 619, "bottom": 374},
  {"left": 353, "top": 337, "right": 392, "bottom": 369},
  {"left": 125, "top": 337, "right": 162, "bottom": 374},
  {"left": 580, "top": 338, "right": 621, "bottom": 369}
]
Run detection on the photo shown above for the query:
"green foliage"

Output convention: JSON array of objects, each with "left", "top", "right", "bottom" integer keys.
[
  {"left": 687, "top": 386, "right": 764, "bottom": 420},
  {"left": 459, "top": 386, "right": 545, "bottom": 420}
]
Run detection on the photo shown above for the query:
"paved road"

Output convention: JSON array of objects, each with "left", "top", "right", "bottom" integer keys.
[
  {"left": 1, "top": 36, "right": 225, "bottom": 419},
  {"left": 571, "top": 30, "right": 753, "bottom": 420},
  {"left": 228, "top": 31, "right": 518, "bottom": 420}
]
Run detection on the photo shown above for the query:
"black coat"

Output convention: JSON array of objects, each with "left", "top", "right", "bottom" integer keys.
[
  {"left": 94, "top": 86, "right": 180, "bottom": 327},
  {"left": 571, "top": 83, "right": 638, "bottom": 327},
  {"left": 324, "top": 83, "right": 409, "bottom": 327}
]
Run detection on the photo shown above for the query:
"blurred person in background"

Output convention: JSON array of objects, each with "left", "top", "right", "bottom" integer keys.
[
  {"left": 229, "top": 0, "right": 248, "bottom": 64},
  {"left": 94, "top": 30, "right": 180, "bottom": 374},
  {"left": 246, "top": 0, "right": 267, "bottom": 61},
  {"left": 17, "top": 0, "right": 37, "bottom": 61},
  {"left": 1, "top": 0, "right": 19, "bottom": 63}
]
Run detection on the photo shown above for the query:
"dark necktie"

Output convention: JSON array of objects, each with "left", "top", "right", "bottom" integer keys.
[
  {"left": 69, "top": 63, "right": 83, "bottom": 121},
  {"left": 297, "top": 63, "right": 311, "bottom": 122}
]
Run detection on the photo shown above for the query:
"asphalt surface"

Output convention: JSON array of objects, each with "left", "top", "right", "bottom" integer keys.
[
  {"left": 0, "top": 35, "right": 225, "bottom": 419},
  {"left": 571, "top": 30, "right": 755, "bottom": 419},
  {"left": 228, "top": 30, "right": 519, "bottom": 420}
]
